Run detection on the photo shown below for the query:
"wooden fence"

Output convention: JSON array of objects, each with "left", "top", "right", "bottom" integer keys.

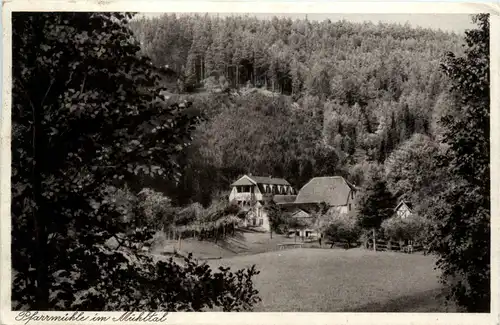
[{"left": 365, "top": 239, "right": 426, "bottom": 253}]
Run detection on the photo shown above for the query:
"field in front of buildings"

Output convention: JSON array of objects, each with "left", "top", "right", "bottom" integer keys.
[
  {"left": 206, "top": 248, "right": 457, "bottom": 312},
  {"left": 151, "top": 229, "right": 315, "bottom": 259},
  {"left": 150, "top": 230, "right": 456, "bottom": 312}
]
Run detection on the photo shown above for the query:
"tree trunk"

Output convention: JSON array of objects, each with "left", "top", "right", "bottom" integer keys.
[
  {"left": 372, "top": 228, "right": 377, "bottom": 252},
  {"left": 236, "top": 65, "right": 239, "bottom": 87},
  {"left": 202, "top": 57, "right": 205, "bottom": 80}
]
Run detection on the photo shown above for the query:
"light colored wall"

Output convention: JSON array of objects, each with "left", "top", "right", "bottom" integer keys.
[
  {"left": 261, "top": 210, "right": 270, "bottom": 231},
  {"left": 345, "top": 189, "right": 356, "bottom": 213},
  {"left": 228, "top": 185, "right": 263, "bottom": 202},
  {"left": 397, "top": 205, "right": 412, "bottom": 219},
  {"left": 244, "top": 207, "right": 270, "bottom": 231},
  {"left": 229, "top": 187, "right": 238, "bottom": 202}
]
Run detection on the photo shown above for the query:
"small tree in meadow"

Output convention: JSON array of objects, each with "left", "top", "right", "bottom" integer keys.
[
  {"left": 266, "top": 200, "right": 286, "bottom": 239},
  {"left": 323, "top": 212, "right": 362, "bottom": 249},
  {"left": 381, "top": 214, "right": 429, "bottom": 248}
]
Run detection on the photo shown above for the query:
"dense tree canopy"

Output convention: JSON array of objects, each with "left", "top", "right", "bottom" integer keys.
[{"left": 356, "top": 166, "right": 396, "bottom": 230}]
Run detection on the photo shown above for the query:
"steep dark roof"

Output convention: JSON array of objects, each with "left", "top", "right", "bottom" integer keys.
[
  {"left": 395, "top": 200, "right": 413, "bottom": 211},
  {"left": 249, "top": 176, "right": 290, "bottom": 186},
  {"left": 294, "top": 176, "right": 355, "bottom": 206},
  {"left": 231, "top": 175, "right": 290, "bottom": 187}
]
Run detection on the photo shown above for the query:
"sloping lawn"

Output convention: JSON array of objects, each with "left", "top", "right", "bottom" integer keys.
[
  {"left": 207, "top": 248, "right": 456, "bottom": 312},
  {"left": 151, "top": 231, "right": 300, "bottom": 259}
]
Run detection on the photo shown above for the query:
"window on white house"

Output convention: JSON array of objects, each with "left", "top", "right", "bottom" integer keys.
[
  {"left": 349, "top": 204, "right": 352, "bottom": 211},
  {"left": 258, "top": 219, "right": 263, "bottom": 226},
  {"left": 351, "top": 191, "right": 354, "bottom": 199}
]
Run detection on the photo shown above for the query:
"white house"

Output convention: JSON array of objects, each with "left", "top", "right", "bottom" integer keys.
[
  {"left": 229, "top": 174, "right": 296, "bottom": 231},
  {"left": 395, "top": 201, "right": 413, "bottom": 219}
]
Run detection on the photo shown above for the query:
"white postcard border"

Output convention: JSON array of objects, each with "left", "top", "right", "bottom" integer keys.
[{"left": 1, "top": 1, "right": 499, "bottom": 325}]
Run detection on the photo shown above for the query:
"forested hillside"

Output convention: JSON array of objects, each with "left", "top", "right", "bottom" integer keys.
[{"left": 130, "top": 14, "right": 465, "bottom": 206}]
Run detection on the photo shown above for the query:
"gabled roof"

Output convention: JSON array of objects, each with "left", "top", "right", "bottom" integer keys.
[
  {"left": 231, "top": 177, "right": 255, "bottom": 186},
  {"left": 294, "top": 176, "right": 356, "bottom": 206},
  {"left": 290, "top": 209, "right": 311, "bottom": 219},
  {"left": 395, "top": 200, "right": 413, "bottom": 211},
  {"left": 231, "top": 175, "right": 290, "bottom": 187}
]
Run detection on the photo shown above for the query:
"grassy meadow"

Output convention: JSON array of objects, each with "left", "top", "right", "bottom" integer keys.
[{"left": 208, "top": 248, "right": 454, "bottom": 312}]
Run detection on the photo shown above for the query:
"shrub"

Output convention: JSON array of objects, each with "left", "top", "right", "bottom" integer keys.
[
  {"left": 323, "top": 213, "right": 362, "bottom": 248},
  {"left": 13, "top": 229, "right": 261, "bottom": 311},
  {"left": 137, "top": 188, "right": 176, "bottom": 229},
  {"left": 381, "top": 214, "right": 429, "bottom": 245}
]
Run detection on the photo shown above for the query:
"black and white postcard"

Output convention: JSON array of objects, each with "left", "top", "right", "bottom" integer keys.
[{"left": 1, "top": 1, "right": 499, "bottom": 325}]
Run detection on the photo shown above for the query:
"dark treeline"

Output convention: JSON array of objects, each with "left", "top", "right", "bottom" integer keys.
[
  {"left": 130, "top": 14, "right": 464, "bottom": 206},
  {"left": 130, "top": 14, "right": 462, "bottom": 95}
]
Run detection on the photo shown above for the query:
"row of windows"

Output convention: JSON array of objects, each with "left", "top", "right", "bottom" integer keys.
[
  {"left": 235, "top": 185, "right": 293, "bottom": 195},
  {"left": 251, "top": 218, "right": 264, "bottom": 226},
  {"left": 236, "top": 186, "right": 254, "bottom": 193},
  {"left": 263, "top": 185, "right": 294, "bottom": 195},
  {"left": 237, "top": 200, "right": 260, "bottom": 207}
]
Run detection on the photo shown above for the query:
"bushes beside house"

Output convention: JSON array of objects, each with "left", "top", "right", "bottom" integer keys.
[{"left": 381, "top": 214, "right": 429, "bottom": 247}]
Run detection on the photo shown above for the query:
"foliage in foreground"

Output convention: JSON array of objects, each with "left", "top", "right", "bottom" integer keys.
[
  {"left": 11, "top": 12, "right": 260, "bottom": 311},
  {"left": 13, "top": 232, "right": 260, "bottom": 311},
  {"left": 426, "top": 14, "right": 490, "bottom": 312}
]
